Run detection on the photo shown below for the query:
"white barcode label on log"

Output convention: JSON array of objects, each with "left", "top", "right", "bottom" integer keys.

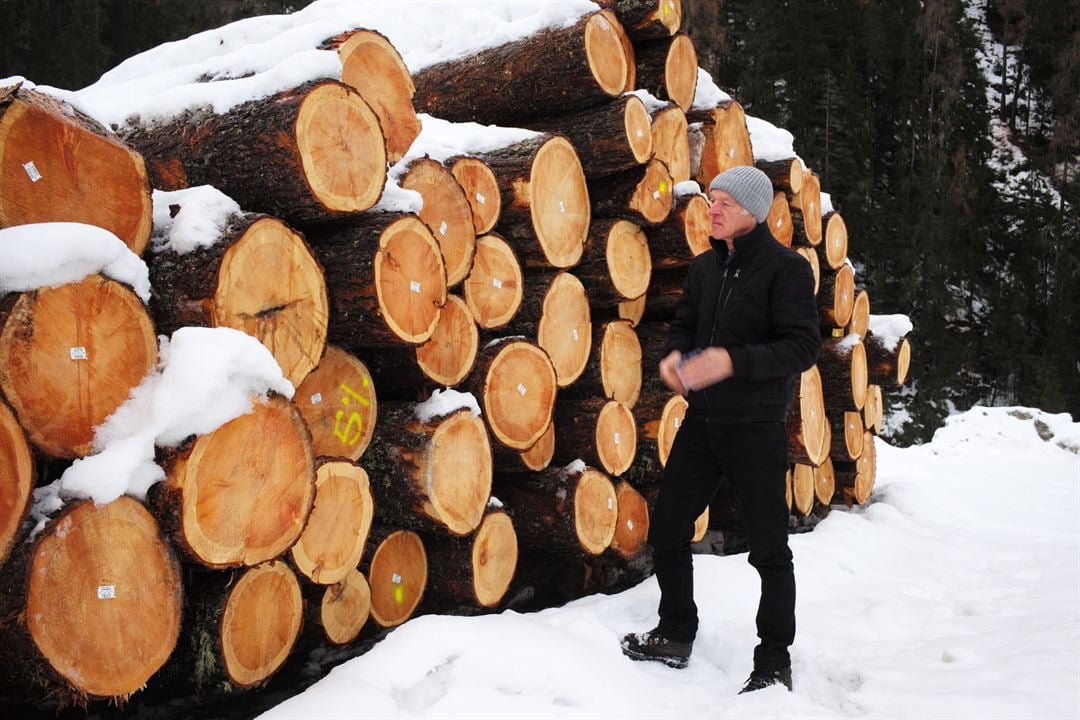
[
  {"left": 392, "top": 573, "right": 402, "bottom": 584},
  {"left": 559, "top": 201, "right": 566, "bottom": 214},
  {"left": 675, "top": 418, "right": 681, "bottom": 429},
  {"left": 97, "top": 585, "right": 116, "bottom": 600},
  {"left": 653, "top": 190, "right": 661, "bottom": 200},
  {"left": 729, "top": 147, "right": 736, "bottom": 159},
  {"left": 614, "top": 432, "right": 621, "bottom": 445},
  {"left": 636, "top": 129, "right": 644, "bottom": 138},
  {"left": 23, "top": 161, "right": 42, "bottom": 182},
  {"left": 776, "top": 219, "right": 784, "bottom": 228},
  {"left": 492, "top": 278, "right": 503, "bottom": 289},
  {"left": 69, "top": 346, "right": 87, "bottom": 361},
  {"left": 310, "top": 393, "right": 322, "bottom": 405},
  {"left": 476, "top": 192, "right": 486, "bottom": 205},
  {"left": 627, "top": 519, "right": 634, "bottom": 530},
  {"left": 572, "top": 328, "right": 579, "bottom": 341},
  {"left": 439, "top": 221, "right": 448, "bottom": 236},
  {"left": 608, "top": 498, "right": 614, "bottom": 510},
  {"left": 517, "top": 383, "right": 527, "bottom": 396},
  {"left": 410, "top": 281, "right": 421, "bottom": 294}
]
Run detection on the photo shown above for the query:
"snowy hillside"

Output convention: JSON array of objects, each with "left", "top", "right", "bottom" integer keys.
[{"left": 262, "top": 407, "right": 1079, "bottom": 719}]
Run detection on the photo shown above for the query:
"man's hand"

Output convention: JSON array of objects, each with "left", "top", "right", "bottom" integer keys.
[
  {"left": 676, "top": 347, "right": 734, "bottom": 391},
  {"left": 658, "top": 350, "right": 687, "bottom": 396}
]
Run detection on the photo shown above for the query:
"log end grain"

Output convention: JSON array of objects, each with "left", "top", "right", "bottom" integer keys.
[
  {"left": 290, "top": 460, "right": 374, "bottom": 585},
  {"left": 369, "top": 530, "right": 427, "bottom": 627},
  {"left": 0, "top": 276, "right": 157, "bottom": 458},
  {"left": 575, "top": 468, "right": 619, "bottom": 554},
  {"left": 318, "top": 568, "right": 371, "bottom": 645},
  {"left": 537, "top": 273, "right": 592, "bottom": 387},
  {"left": 822, "top": 212, "right": 848, "bottom": 270},
  {"left": 427, "top": 409, "right": 493, "bottom": 535},
  {"left": 848, "top": 289, "right": 870, "bottom": 340},
  {"left": 619, "top": 294, "right": 646, "bottom": 327},
  {"left": 0, "top": 399, "right": 33, "bottom": 565},
  {"left": 450, "top": 157, "right": 502, "bottom": 234},
  {"left": 624, "top": 95, "right": 655, "bottom": 163},
  {"left": 696, "top": 101, "right": 753, "bottom": 186},
  {"left": 606, "top": 220, "right": 652, "bottom": 301},
  {"left": 601, "top": 320, "right": 643, "bottom": 407},
  {"left": 596, "top": 401, "right": 637, "bottom": 476},
  {"left": 416, "top": 295, "right": 479, "bottom": 387},
  {"left": 658, "top": 394, "right": 688, "bottom": 467},
  {"left": 814, "top": 458, "right": 836, "bottom": 507},
  {"left": 483, "top": 341, "right": 558, "bottom": 451},
  {"left": 792, "top": 463, "right": 815, "bottom": 516},
  {"left": 768, "top": 191, "right": 794, "bottom": 247},
  {"left": 219, "top": 561, "right": 303, "bottom": 688},
  {"left": 629, "top": 158, "right": 675, "bottom": 225},
  {"left": 463, "top": 233, "right": 523, "bottom": 329},
  {"left": 897, "top": 338, "right": 912, "bottom": 386},
  {"left": 585, "top": 11, "right": 634, "bottom": 97},
  {"left": 471, "top": 510, "right": 518, "bottom": 607},
  {"left": 665, "top": 34, "right": 698, "bottom": 112},
  {"left": 375, "top": 214, "right": 448, "bottom": 344},
  {"left": 610, "top": 481, "right": 649, "bottom": 559},
  {"left": 401, "top": 158, "right": 476, "bottom": 286},
  {"left": 530, "top": 136, "right": 590, "bottom": 267},
  {"left": 651, "top": 105, "right": 690, "bottom": 183},
  {"left": 519, "top": 420, "right": 556, "bottom": 471},
  {"left": 294, "top": 345, "right": 377, "bottom": 461}
]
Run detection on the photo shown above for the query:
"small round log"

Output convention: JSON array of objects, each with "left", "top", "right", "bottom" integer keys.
[
  {"left": 819, "top": 212, "right": 848, "bottom": 270},
  {"left": 848, "top": 289, "right": 871, "bottom": 339},
  {"left": 0, "top": 84, "right": 152, "bottom": 255},
  {"left": 0, "top": 398, "right": 33, "bottom": 566},
  {"left": 364, "top": 528, "right": 428, "bottom": 628},
  {"left": 149, "top": 212, "right": 328, "bottom": 388},
  {"left": 828, "top": 407, "right": 865, "bottom": 461},
  {"left": 463, "top": 233, "right": 524, "bottom": 329},
  {"left": 591, "top": 158, "right": 674, "bottom": 226},
  {"left": 819, "top": 263, "right": 855, "bottom": 328},
  {"left": 693, "top": 101, "right": 753, "bottom": 187},
  {"left": 647, "top": 192, "right": 711, "bottom": 268},
  {"left": 0, "top": 276, "right": 157, "bottom": 459},
  {"left": 151, "top": 393, "right": 316, "bottom": 568},
  {"left": 766, "top": 191, "right": 794, "bottom": 247},
  {"left": 566, "top": 320, "right": 643, "bottom": 408},
  {"left": 791, "top": 463, "right": 815, "bottom": 516},
  {"left": 610, "top": 481, "right": 649, "bottom": 559},
  {"left": 834, "top": 431, "right": 876, "bottom": 505},
  {"left": 308, "top": 568, "right": 371, "bottom": 646},
  {"left": 650, "top": 103, "right": 690, "bottom": 183},
  {"left": 635, "top": 33, "right": 698, "bottom": 112},
  {"left": 864, "top": 384, "right": 884, "bottom": 434},
  {"left": 795, "top": 247, "right": 821, "bottom": 296},
  {"left": 790, "top": 171, "right": 823, "bottom": 247},
  {"left": 594, "top": 0, "right": 682, "bottom": 42},
  {"left": 494, "top": 420, "right": 555, "bottom": 474},
  {"left": 578, "top": 219, "right": 652, "bottom": 306},
  {"left": 618, "top": 295, "right": 647, "bottom": 327},
  {"left": 289, "top": 459, "right": 374, "bottom": 585},
  {"left": 423, "top": 509, "right": 518, "bottom": 609},
  {"left": 554, "top": 397, "right": 637, "bottom": 476},
  {"left": 400, "top": 157, "right": 477, "bottom": 287},
  {"left": 814, "top": 457, "right": 836, "bottom": 507},
  {"left": 786, "top": 365, "right": 828, "bottom": 466},
  {"left": 294, "top": 345, "right": 377, "bottom": 461},
  {"left": 864, "top": 333, "right": 912, "bottom": 386},
  {"left": 819, "top": 336, "right": 868, "bottom": 410},
  {"left": 448, "top": 156, "right": 502, "bottom": 234},
  {"left": 462, "top": 339, "right": 557, "bottom": 451},
  {"left": 755, "top": 158, "right": 804, "bottom": 195}
]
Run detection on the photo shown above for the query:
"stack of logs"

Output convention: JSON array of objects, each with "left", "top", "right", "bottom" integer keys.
[{"left": 0, "top": 0, "right": 912, "bottom": 710}]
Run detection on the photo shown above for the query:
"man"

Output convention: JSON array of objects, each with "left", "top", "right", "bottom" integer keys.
[{"left": 621, "top": 166, "right": 820, "bottom": 693}]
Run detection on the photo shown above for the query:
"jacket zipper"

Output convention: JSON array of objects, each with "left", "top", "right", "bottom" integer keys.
[{"left": 703, "top": 267, "right": 740, "bottom": 419}]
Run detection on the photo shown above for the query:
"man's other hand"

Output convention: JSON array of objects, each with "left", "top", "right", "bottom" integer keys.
[
  {"left": 676, "top": 347, "right": 733, "bottom": 390},
  {"left": 659, "top": 350, "right": 687, "bottom": 396}
]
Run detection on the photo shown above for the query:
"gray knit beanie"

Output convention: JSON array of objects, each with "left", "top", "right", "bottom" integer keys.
[{"left": 708, "top": 166, "right": 774, "bottom": 224}]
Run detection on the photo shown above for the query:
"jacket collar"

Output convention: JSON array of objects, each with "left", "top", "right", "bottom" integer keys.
[{"left": 709, "top": 221, "right": 771, "bottom": 266}]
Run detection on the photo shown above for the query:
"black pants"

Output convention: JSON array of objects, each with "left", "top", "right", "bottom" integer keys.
[{"left": 648, "top": 416, "right": 795, "bottom": 671}]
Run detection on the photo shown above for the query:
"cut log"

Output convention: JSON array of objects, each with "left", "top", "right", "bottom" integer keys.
[
  {"left": 643, "top": 268, "right": 685, "bottom": 320},
  {"left": 494, "top": 420, "right": 555, "bottom": 474},
  {"left": 635, "top": 33, "right": 698, "bottom": 111},
  {"left": 590, "top": 158, "right": 674, "bottom": 226},
  {"left": 412, "top": 10, "right": 633, "bottom": 125},
  {"left": 0, "top": 276, "right": 157, "bottom": 458},
  {"left": 495, "top": 463, "right": 618, "bottom": 555},
  {"left": 828, "top": 408, "right": 865, "bottom": 461},
  {"left": 766, "top": 191, "right": 794, "bottom": 247},
  {"left": 364, "top": 405, "right": 492, "bottom": 536},
  {"left": 864, "top": 333, "right": 911, "bottom": 386},
  {"left": 462, "top": 340, "right": 557, "bottom": 451},
  {"left": 577, "top": 219, "right": 652, "bottom": 306},
  {"left": 646, "top": 192, "right": 711, "bottom": 268},
  {"left": 834, "top": 431, "right": 876, "bottom": 505},
  {"left": 289, "top": 460, "right": 374, "bottom": 585},
  {"left": 755, "top": 158, "right": 804, "bottom": 195},
  {"left": 463, "top": 233, "right": 524, "bottom": 330},
  {"left": 791, "top": 463, "right": 815, "bottom": 516},
  {"left": 0, "top": 497, "right": 181, "bottom": 704},
  {"left": 423, "top": 509, "right": 518, "bottom": 609},
  {"left": 481, "top": 135, "right": 589, "bottom": 268},
  {"left": 0, "top": 84, "right": 152, "bottom": 255},
  {"left": 567, "top": 320, "right": 643, "bottom": 408},
  {"left": 123, "top": 80, "right": 387, "bottom": 223},
  {"left": 499, "top": 271, "right": 592, "bottom": 388},
  {"left": 819, "top": 336, "right": 868, "bottom": 410},
  {"left": 149, "top": 213, "right": 328, "bottom": 388},
  {"left": 786, "top": 365, "right": 828, "bottom": 466},
  {"left": 554, "top": 397, "right": 637, "bottom": 476},
  {"left": 308, "top": 568, "right": 370, "bottom": 646},
  {"left": 814, "top": 457, "right": 837, "bottom": 507},
  {"left": 785, "top": 467, "right": 793, "bottom": 512},
  {"left": 692, "top": 101, "right": 753, "bottom": 187},
  {"left": 818, "top": 263, "right": 855, "bottom": 329},
  {"left": 152, "top": 393, "right": 316, "bottom": 568},
  {"left": 400, "top": 157, "right": 476, "bottom": 286},
  {"left": 790, "top": 171, "right": 822, "bottom": 247},
  {"left": 848, "top": 289, "right": 871, "bottom": 339},
  {"left": 183, "top": 561, "right": 303, "bottom": 691},
  {"left": 819, "top": 212, "right": 848, "bottom": 270},
  {"left": 448, "top": 156, "right": 502, "bottom": 234},
  {"left": 526, "top": 95, "right": 653, "bottom": 178},
  {"left": 595, "top": 0, "right": 682, "bottom": 42},
  {"left": 327, "top": 29, "right": 421, "bottom": 162},
  {"left": 863, "top": 384, "right": 884, "bottom": 435},
  {"left": 0, "top": 399, "right": 33, "bottom": 567},
  {"left": 364, "top": 528, "right": 427, "bottom": 627},
  {"left": 361, "top": 295, "right": 479, "bottom": 400},
  {"left": 610, "top": 481, "right": 650, "bottom": 559},
  {"left": 310, "top": 212, "right": 447, "bottom": 347},
  {"left": 692, "top": 506, "right": 710, "bottom": 543},
  {"left": 618, "top": 295, "right": 647, "bottom": 327},
  {"left": 634, "top": 387, "right": 687, "bottom": 469},
  {"left": 795, "top": 247, "right": 821, "bottom": 296},
  {"left": 650, "top": 104, "right": 690, "bottom": 182},
  {"left": 294, "top": 345, "right": 377, "bottom": 461}
]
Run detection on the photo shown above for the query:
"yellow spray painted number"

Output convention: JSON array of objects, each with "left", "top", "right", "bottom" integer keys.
[{"left": 333, "top": 379, "right": 371, "bottom": 446}]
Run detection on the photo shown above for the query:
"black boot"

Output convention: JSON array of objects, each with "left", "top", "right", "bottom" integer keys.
[
  {"left": 739, "top": 666, "right": 792, "bottom": 693},
  {"left": 620, "top": 627, "right": 692, "bottom": 669}
]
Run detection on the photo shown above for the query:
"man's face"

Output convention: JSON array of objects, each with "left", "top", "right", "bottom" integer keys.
[{"left": 707, "top": 189, "right": 757, "bottom": 240}]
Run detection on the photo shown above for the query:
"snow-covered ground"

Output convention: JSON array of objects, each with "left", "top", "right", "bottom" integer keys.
[{"left": 262, "top": 407, "right": 1079, "bottom": 719}]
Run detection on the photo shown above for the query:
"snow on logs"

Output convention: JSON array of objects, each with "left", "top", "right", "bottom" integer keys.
[
  {"left": 122, "top": 80, "right": 387, "bottom": 224},
  {"left": 148, "top": 211, "right": 328, "bottom": 388},
  {"left": 0, "top": 275, "right": 157, "bottom": 458},
  {"left": 412, "top": 10, "right": 634, "bottom": 126},
  {"left": 0, "top": 83, "right": 153, "bottom": 255},
  {"left": 865, "top": 332, "right": 912, "bottom": 386}
]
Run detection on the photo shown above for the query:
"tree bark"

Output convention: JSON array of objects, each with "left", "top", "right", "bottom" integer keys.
[
  {"left": 577, "top": 218, "right": 652, "bottom": 307},
  {"left": 827, "top": 407, "right": 864, "bottom": 461},
  {"left": 553, "top": 396, "right": 637, "bottom": 476},
  {"left": 421, "top": 510, "right": 518, "bottom": 610},
  {"left": 789, "top": 171, "right": 823, "bottom": 246},
  {"left": 818, "top": 263, "right": 855, "bottom": 329},
  {"left": 635, "top": 34, "right": 698, "bottom": 111},
  {"left": 818, "top": 336, "right": 868, "bottom": 410},
  {"left": 594, "top": 0, "right": 683, "bottom": 42},
  {"left": 864, "top": 333, "right": 912, "bottom": 386},
  {"left": 591, "top": 158, "right": 674, "bottom": 226},
  {"left": 122, "top": 80, "right": 387, "bottom": 224},
  {"left": 646, "top": 191, "right": 711, "bottom": 268},
  {"left": 493, "top": 421, "right": 556, "bottom": 474},
  {"left": 755, "top": 158, "right": 804, "bottom": 195},
  {"left": 833, "top": 431, "right": 876, "bottom": 505}
]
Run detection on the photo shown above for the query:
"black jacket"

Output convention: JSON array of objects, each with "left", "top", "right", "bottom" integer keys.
[{"left": 665, "top": 221, "right": 820, "bottom": 423}]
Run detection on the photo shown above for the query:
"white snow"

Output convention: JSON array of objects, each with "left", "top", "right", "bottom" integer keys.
[
  {"left": 414, "top": 388, "right": 481, "bottom": 423},
  {"left": 627, "top": 89, "right": 668, "bottom": 115},
  {"left": 820, "top": 191, "right": 834, "bottom": 215},
  {"left": 260, "top": 406, "right": 1079, "bottom": 719},
  {"left": 487, "top": 496, "right": 504, "bottom": 510},
  {"left": 68, "top": 1, "right": 598, "bottom": 129},
  {"left": 151, "top": 186, "right": 243, "bottom": 255},
  {"left": 868, "top": 314, "right": 914, "bottom": 352},
  {"left": 0, "top": 222, "right": 151, "bottom": 302},
  {"left": 674, "top": 180, "right": 703, "bottom": 198},
  {"left": 747, "top": 115, "right": 797, "bottom": 163},
  {"left": 33, "top": 326, "right": 293, "bottom": 522},
  {"left": 837, "top": 333, "right": 862, "bottom": 352},
  {"left": 562, "top": 459, "right": 587, "bottom": 475},
  {"left": 690, "top": 67, "right": 732, "bottom": 111},
  {"left": 389, "top": 114, "right": 540, "bottom": 182}
]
